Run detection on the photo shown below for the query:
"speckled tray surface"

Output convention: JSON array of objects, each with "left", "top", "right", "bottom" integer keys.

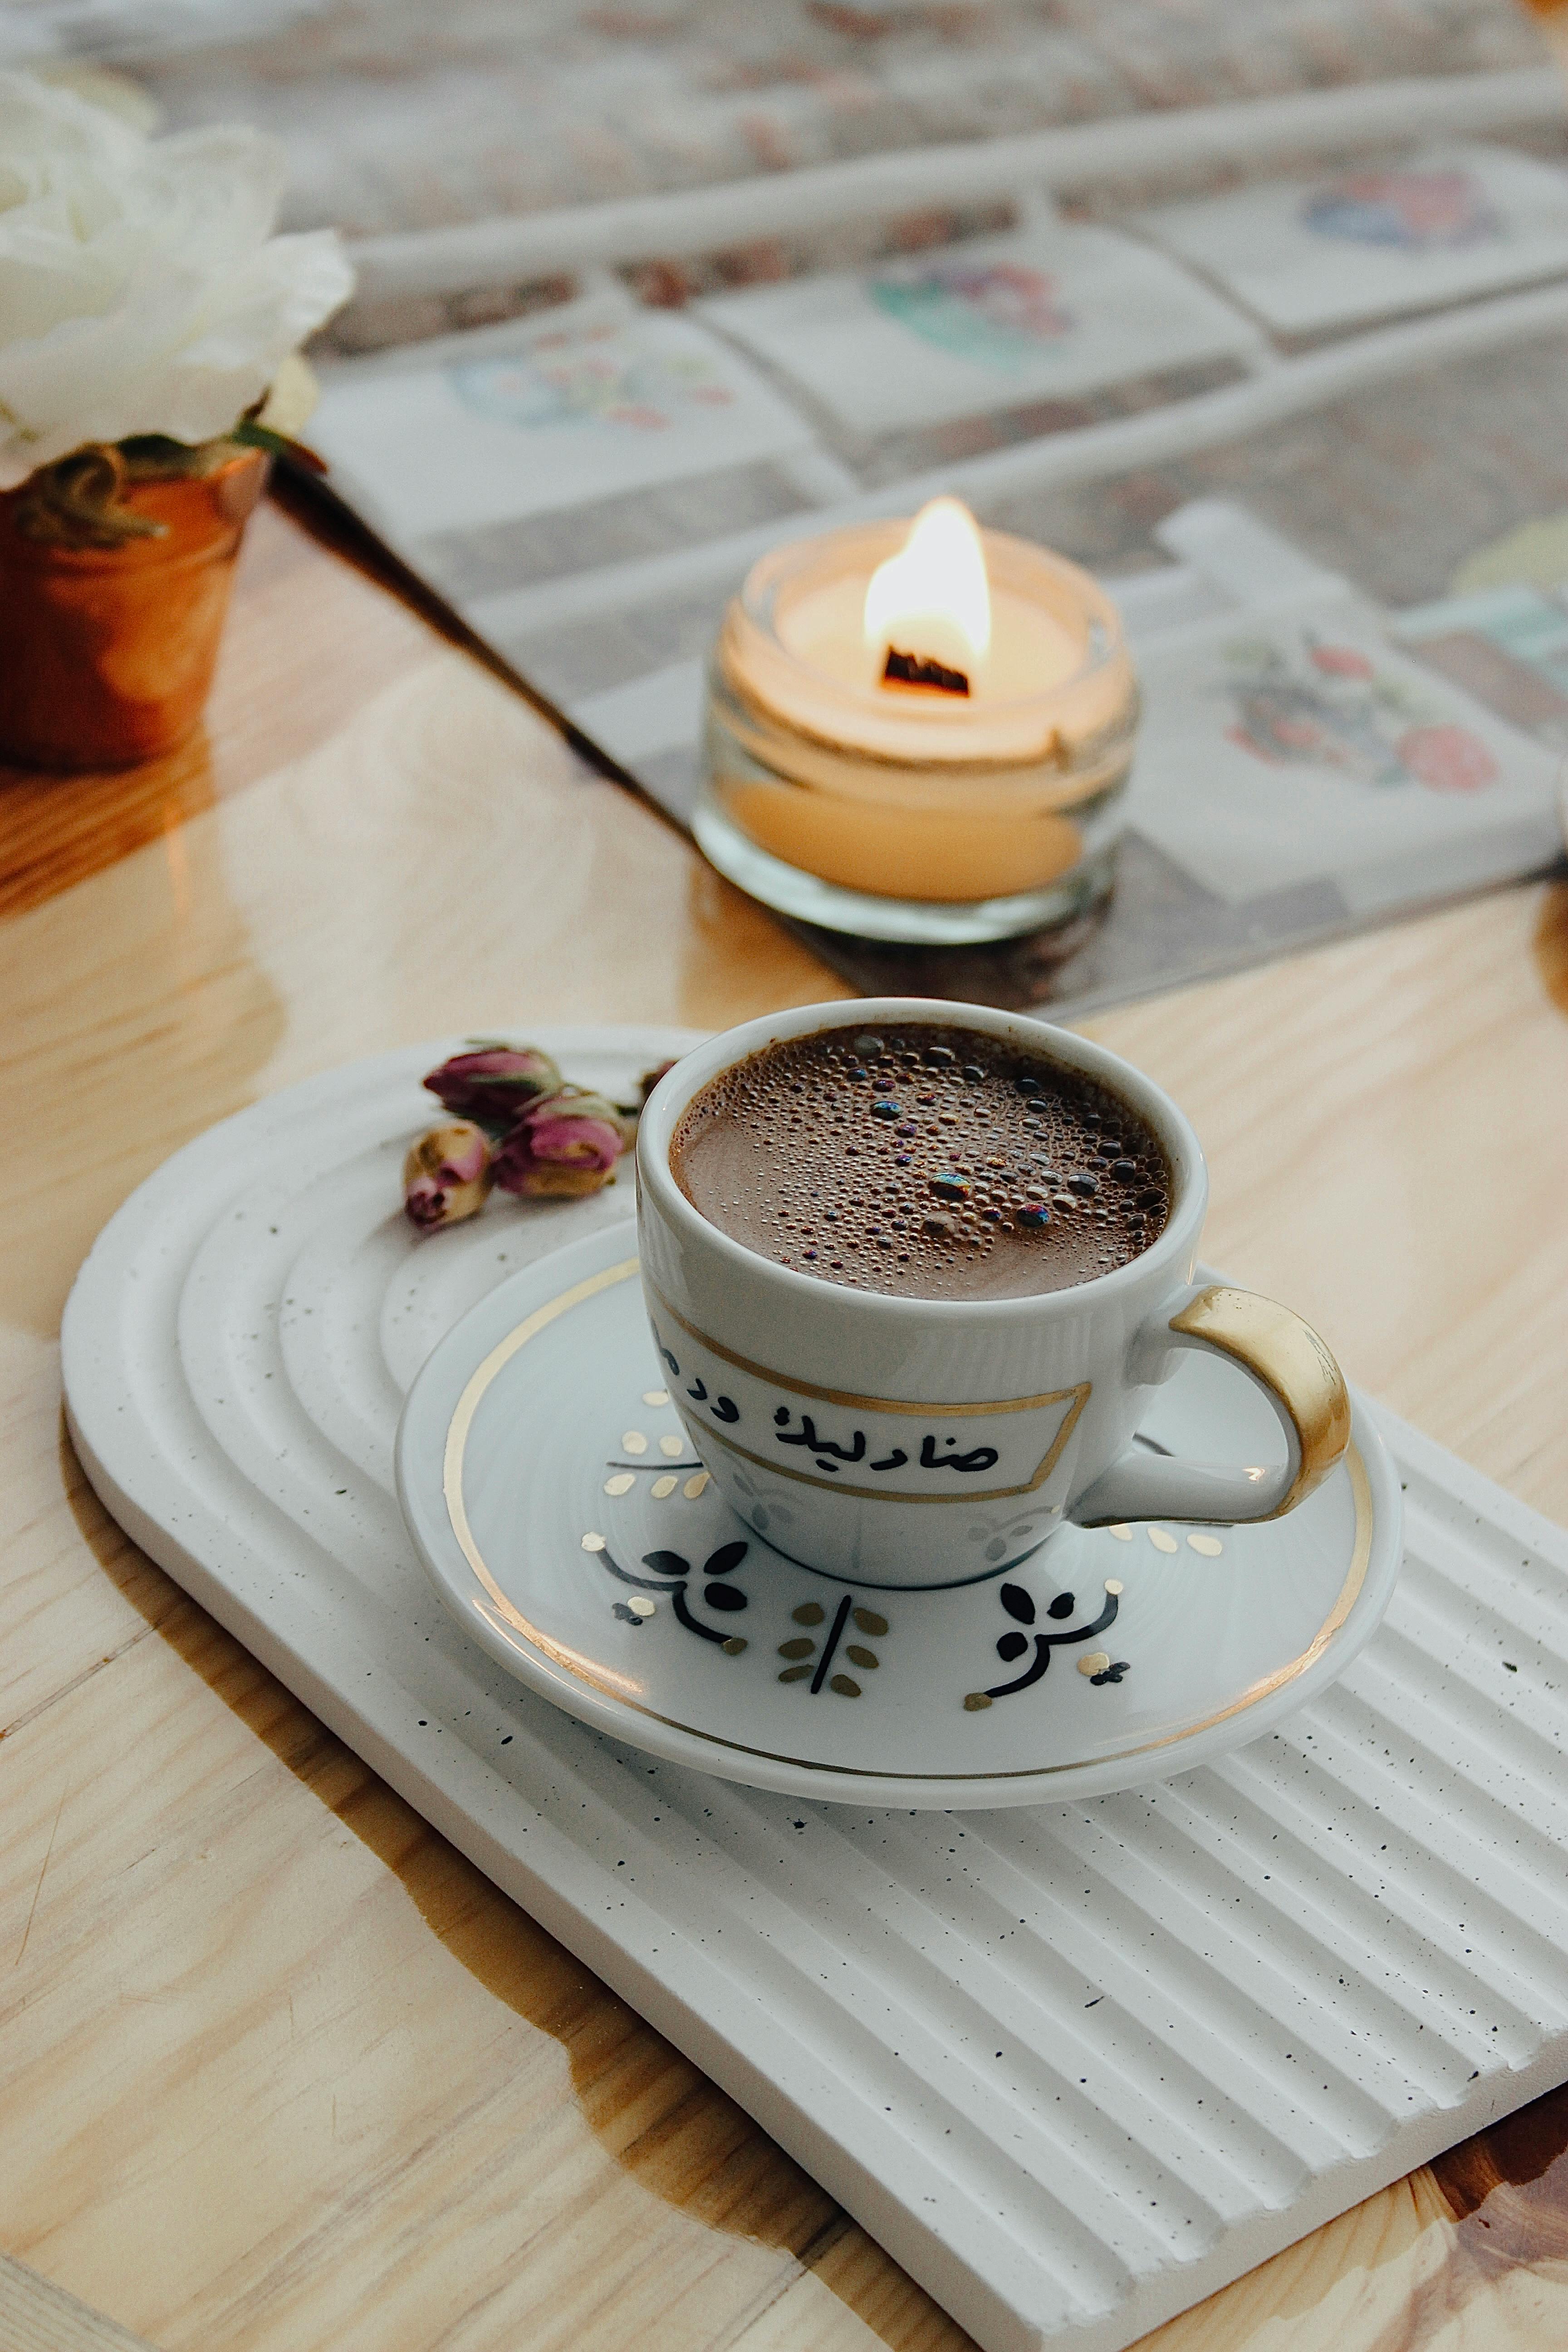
[{"left": 61, "top": 1029, "right": 1568, "bottom": 2352}]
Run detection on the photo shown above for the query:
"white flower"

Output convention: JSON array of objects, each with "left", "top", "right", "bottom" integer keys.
[{"left": 0, "top": 71, "right": 354, "bottom": 489}]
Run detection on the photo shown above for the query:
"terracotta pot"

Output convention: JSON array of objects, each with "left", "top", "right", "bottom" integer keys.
[{"left": 0, "top": 446, "right": 268, "bottom": 771}]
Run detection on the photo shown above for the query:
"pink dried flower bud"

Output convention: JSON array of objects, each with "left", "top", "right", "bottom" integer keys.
[
  {"left": 492, "top": 1088, "right": 631, "bottom": 1199},
  {"left": 638, "top": 1057, "right": 679, "bottom": 1105},
  {"left": 404, "top": 1120, "right": 493, "bottom": 1232},
  {"left": 423, "top": 1042, "right": 563, "bottom": 1131}
]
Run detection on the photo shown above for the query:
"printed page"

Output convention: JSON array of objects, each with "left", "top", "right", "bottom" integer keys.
[
  {"left": 1135, "top": 143, "right": 1568, "bottom": 336},
  {"left": 308, "top": 292, "right": 843, "bottom": 616},
  {"left": 697, "top": 223, "right": 1264, "bottom": 435},
  {"left": 1124, "top": 588, "right": 1561, "bottom": 909}
]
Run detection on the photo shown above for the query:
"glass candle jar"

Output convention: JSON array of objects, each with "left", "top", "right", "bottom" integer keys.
[{"left": 695, "top": 517, "right": 1141, "bottom": 944}]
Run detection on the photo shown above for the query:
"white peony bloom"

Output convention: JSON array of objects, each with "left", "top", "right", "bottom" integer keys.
[{"left": 0, "top": 71, "right": 354, "bottom": 490}]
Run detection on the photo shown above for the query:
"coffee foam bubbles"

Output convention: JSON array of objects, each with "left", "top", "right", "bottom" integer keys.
[{"left": 670, "top": 1022, "right": 1170, "bottom": 1303}]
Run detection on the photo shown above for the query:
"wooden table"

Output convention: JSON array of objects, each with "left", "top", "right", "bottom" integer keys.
[{"left": 4, "top": 489, "right": 1568, "bottom": 2352}]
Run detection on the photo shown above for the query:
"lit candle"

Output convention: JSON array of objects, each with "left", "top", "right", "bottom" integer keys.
[{"left": 696, "top": 499, "right": 1140, "bottom": 942}]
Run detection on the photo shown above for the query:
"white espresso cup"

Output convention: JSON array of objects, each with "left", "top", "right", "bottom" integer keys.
[{"left": 636, "top": 999, "right": 1349, "bottom": 1590}]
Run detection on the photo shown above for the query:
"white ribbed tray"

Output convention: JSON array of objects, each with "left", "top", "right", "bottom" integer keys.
[{"left": 61, "top": 1030, "right": 1568, "bottom": 2352}]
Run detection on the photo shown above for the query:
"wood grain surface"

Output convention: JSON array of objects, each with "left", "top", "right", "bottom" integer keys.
[
  {"left": 3, "top": 490, "right": 1568, "bottom": 2352},
  {"left": 0, "top": 2252, "right": 157, "bottom": 2351}
]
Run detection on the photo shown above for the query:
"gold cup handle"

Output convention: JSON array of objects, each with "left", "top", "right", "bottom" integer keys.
[{"left": 1073, "top": 1284, "right": 1352, "bottom": 1529}]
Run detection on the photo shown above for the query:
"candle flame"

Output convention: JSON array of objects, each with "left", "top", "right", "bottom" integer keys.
[{"left": 864, "top": 497, "right": 992, "bottom": 683}]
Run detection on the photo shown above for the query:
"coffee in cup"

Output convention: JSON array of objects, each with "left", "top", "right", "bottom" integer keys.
[{"left": 638, "top": 999, "right": 1349, "bottom": 1589}]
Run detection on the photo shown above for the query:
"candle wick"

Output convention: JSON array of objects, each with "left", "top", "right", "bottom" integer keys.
[{"left": 882, "top": 647, "right": 970, "bottom": 697}]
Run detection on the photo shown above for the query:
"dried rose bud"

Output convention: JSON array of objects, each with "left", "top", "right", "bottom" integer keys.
[
  {"left": 423, "top": 1042, "right": 563, "bottom": 1131},
  {"left": 492, "top": 1088, "right": 631, "bottom": 1199},
  {"left": 404, "top": 1120, "right": 493, "bottom": 1232},
  {"left": 638, "top": 1057, "right": 679, "bottom": 1105}
]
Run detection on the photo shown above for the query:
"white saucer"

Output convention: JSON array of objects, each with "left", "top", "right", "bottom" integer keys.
[{"left": 396, "top": 1221, "right": 1403, "bottom": 1808}]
